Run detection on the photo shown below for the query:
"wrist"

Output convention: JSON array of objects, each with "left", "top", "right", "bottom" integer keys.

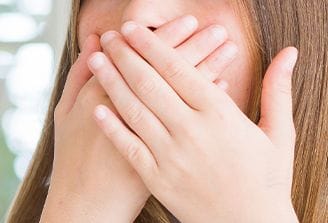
[
  {"left": 262, "top": 199, "right": 299, "bottom": 223},
  {"left": 40, "top": 183, "right": 148, "bottom": 223},
  {"left": 206, "top": 197, "right": 299, "bottom": 223},
  {"left": 240, "top": 198, "right": 299, "bottom": 223}
]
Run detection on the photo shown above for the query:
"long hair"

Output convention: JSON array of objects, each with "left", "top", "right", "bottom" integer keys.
[{"left": 6, "top": 0, "right": 327, "bottom": 222}]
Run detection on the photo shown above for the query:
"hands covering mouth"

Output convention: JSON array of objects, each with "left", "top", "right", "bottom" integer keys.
[{"left": 44, "top": 14, "right": 299, "bottom": 223}]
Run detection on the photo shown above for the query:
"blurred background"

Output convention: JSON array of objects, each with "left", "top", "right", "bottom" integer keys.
[{"left": 0, "top": 0, "right": 70, "bottom": 221}]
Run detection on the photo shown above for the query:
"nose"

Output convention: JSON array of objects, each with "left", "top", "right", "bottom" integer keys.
[{"left": 121, "top": 0, "right": 181, "bottom": 30}]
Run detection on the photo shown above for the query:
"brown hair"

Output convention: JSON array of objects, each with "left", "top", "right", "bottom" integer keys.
[{"left": 6, "top": 0, "right": 327, "bottom": 222}]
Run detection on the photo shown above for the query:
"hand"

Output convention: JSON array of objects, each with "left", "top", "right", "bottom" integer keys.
[
  {"left": 40, "top": 35, "right": 149, "bottom": 223},
  {"left": 89, "top": 20, "right": 299, "bottom": 223},
  {"left": 41, "top": 15, "right": 235, "bottom": 222}
]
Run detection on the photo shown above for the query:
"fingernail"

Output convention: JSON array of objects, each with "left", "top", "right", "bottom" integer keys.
[
  {"left": 211, "top": 26, "right": 226, "bottom": 40},
  {"left": 285, "top": 47, "right": 298, "bottom": 73},
  {"left": 89, "top": 53, "right": 105, "bottom": 69},
  {"left": 101, "top": 31, "right": 117, "bottom": 44},
  {"left": 121, "top": 21, "right": 138, "bottom": 35},
  {"left": 95, "top": 106, "right": 107, "bottom": 120},
  {"left": 182, "top": 15, "right": 198, "bottom": 30}
]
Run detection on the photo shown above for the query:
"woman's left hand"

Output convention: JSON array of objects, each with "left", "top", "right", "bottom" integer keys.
[{"left": 88, "top": 21, "right": 299, "bottom": 223}]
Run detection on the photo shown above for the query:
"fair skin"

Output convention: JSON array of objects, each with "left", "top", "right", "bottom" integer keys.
[{"left": 40, "top": 1, "right": 299, "bottom": 222}]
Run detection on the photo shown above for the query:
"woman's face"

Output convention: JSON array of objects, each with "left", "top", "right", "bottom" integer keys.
[{"left": 78, "top": 0, "right": 254, "bottom": 113}]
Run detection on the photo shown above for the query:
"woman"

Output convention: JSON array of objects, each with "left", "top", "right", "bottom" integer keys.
[{"left": 6, "top": 0, "right": 327, "bottom": 222}]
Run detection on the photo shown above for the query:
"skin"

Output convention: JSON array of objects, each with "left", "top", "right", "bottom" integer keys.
[
  {"left": 41, "top": 15, "right": 237, "bottom": 223},
  {"left": 78, "top": 0, "right": 253, "bottom": 111},
  {"left": 40, "top": 1, "right": 299, "bottom": 222},
  {"left": 90, "top": 23, "right": 298, "bottom": 222},
  {"left": 40, "top": 35, "right": 149, "bottom": 223}
]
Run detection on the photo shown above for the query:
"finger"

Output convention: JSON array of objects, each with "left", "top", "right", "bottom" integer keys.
[
  {"left": 58, "top": 34, "right": 101, "bottom": 114},
  {"left": 121, "top": 21, "right": 223, "bottom": 110},
  {"left": 154, "top": 15, "right": 198, "bottom": 47},
  {"left": 88, "top": 52, "right": 171, "bottom": 158},
  {"left": 100, "top": 32, "right": 194, "bottom": 131},
  {"left": 154, "top": 16, "right": 232, "bottom": 84},
  {"left": 176, "top": 24, "right": 227, "bottom": 66},
  {"left": 196, "top": 41, "right": 238, "bottom": 82},
  {"left": 258, "top": 47, "right": 298, "bottom": 150},
  {"left": 94, "top": 104, "right": 158, "bottom": 184}
]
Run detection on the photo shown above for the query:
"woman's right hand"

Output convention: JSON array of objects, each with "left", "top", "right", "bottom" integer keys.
[
  {"left": 40, "top": 15, "right": 236, "bottom": 223},
  {"left": 40, "top": 35, "right": 150, "bottom": 223}
]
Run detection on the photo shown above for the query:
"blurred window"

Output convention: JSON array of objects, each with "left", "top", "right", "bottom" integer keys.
[{"left": 0, "top": 0, "right": 68, "bottom": 221}]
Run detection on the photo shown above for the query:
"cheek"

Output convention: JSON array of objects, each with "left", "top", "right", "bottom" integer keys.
[
  {"left": 78, "top": 0, "right": 128, "bottom": 49},
  {"left": 220, "top": 32, "right": 253, "bottom": 113},
  {"left": 78, "top": 15, "right": 122, "bottom": 50},
  {"left": 225, "top": 33, "right": 254, "bottom": 114},
  {"left": 78, "top": 9, "right": 99, "bottom": 49},
  {"left": 220, "top": 19, "right": 253, "bottom": 113},
  {"left": 78, "top": 20, "right": 92, "bottom": 49},
  {"left": 222, "top": 55, "right": 253, "bottom": 113}
]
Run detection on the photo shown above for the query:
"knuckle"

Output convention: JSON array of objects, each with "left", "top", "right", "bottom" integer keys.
[
  {"left": 135, "top": 38, "right": 152, "bottom": 51},
  {"left": 125, "top": 102, "right": 144, "bottom": 125},
  {"left": 275, "top": 81, "right": 291, "bottom": 95},
  {"left": 111, "top": 45, "right": 125, "bottom": 61},
  {"left": 201, "top": 86, "right": 227, "bottom": 108},
  {"left": 126, "top": 141, "right": 142, "bottom": 162},
  {"left": 103, "top": 120, "right": 119, "bottom": 137},
  {"left": 176, "top": 117, "right": 198, "bottom": 138},
  {"left": 272, "top": 69, "right": 292, "bottom": 95},
  {"left": 105, "top": 38, "right": 120, "bottom": 53},
  {"left": 106, "top": 41, "right": 126, "bottom": 64},
  {"left": 188, "top": 40, "right": 203, "bottom": 55},
  {"left": 205, "top": 100, "right": 231, "bottom": 122},
  {"left": 174, "top": 156, "right": 189, "bottom": 174},
  {"left": 136, "top": 78, "right": 157, "bottom": 97},
  {"left": 163, "top": 61, "right": 185, "bottom": 80},
  {"left": 100, "top": 70, "right": 116, "bottom": 88}
]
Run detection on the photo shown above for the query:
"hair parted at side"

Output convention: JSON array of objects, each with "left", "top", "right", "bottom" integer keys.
[{"left": 6, "top": 0, "right": 327, "bottom": 222}]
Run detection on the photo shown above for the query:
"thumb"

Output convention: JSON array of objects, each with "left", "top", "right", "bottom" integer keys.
[{"left": 258, "top": 47, "right": 298, "bottom": 150}]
